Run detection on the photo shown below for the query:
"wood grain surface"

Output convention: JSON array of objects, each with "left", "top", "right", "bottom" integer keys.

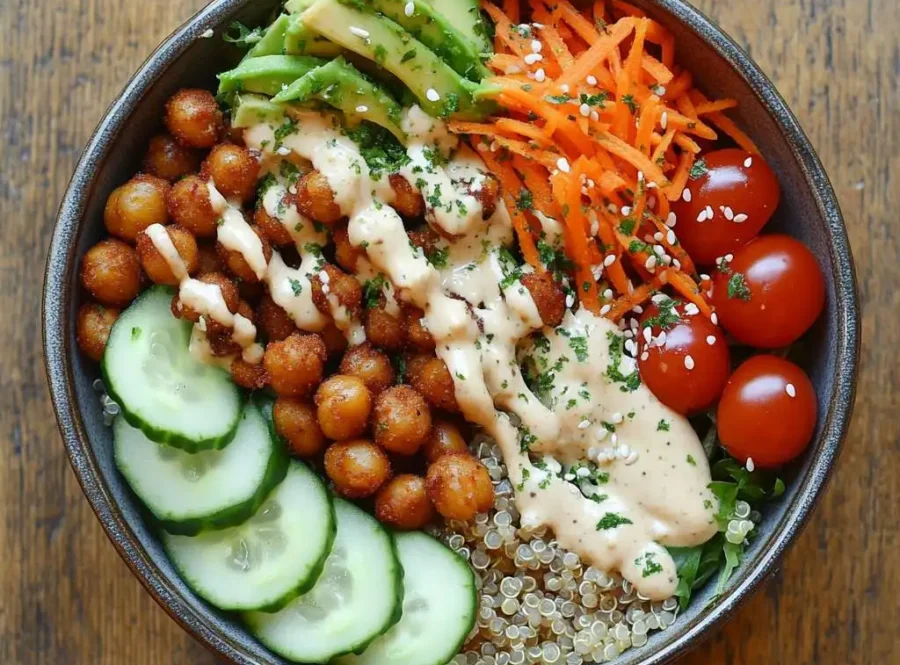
[{"left": 0, "top": 0, "right": 895, "bottom": 663}]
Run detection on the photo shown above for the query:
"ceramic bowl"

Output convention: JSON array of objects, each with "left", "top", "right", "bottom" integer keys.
[{"left": 43, "top": 0, "right": 860, "bottom": 662}]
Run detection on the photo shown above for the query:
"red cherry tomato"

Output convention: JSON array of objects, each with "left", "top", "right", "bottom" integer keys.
[
  {"left": 637, "top": 299, "right": 730, "bottom": 415},
  {"left": 711, "top": 234, "right": 825, "bottom": 348},
  {"left": 717, "top": 355, "right": 816, "bottom": 468},
  {"left": 670, "top": 149, "right": 781, "bottom": 266}
]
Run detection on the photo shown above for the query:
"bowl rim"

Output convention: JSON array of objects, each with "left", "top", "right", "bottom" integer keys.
[{"left": 42, "top": 0, "right": 860, "bottom": 663}]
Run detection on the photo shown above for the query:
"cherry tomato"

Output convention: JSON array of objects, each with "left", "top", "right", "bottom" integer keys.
[
  {"left": 717, "top": 355, "right": 816, "bottom": 468},
  {"left": 670, "top": 149, "right": 781, "bottom": 266},
  {"left": 637, "top": 299, "right": 730, "bottom": 415},
  {"left": 711, "top": 234, "right": 825, "bottom": 348}
]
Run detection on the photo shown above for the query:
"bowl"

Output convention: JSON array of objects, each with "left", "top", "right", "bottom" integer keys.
[{"left": 42, "top": 0, "right": 860, "bottom": 662}]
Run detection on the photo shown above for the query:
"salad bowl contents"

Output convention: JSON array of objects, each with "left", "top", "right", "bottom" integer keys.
[{"left": 46, "top": 1, "right": 858, "bottom": 664}]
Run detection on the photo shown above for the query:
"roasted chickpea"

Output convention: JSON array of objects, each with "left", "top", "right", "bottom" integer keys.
[
  {"left": 404, "top": 306, "right": 435, "bottom": 352},
  {"left": 142, "top": 133, "right": 201, "bottom": 182},
  {"left": 167, "top": 175, "right": 218, "bottom": 238},
  {"left": 372, "top": 385, "right": 432, "bottom": 455},
  {"left": 164, "top": 89, "right": 223, "bottom": 149},
  {"left": 135, "top": 225, "right": 198, "bottom": 286},
  {"left": 255, "top": 204, "right": 293, "bottom": 247},
  {"left": 471, "top": 173, "right": 500, "bottom": 219},
  {"left": 389, "top": 173, "right": 425, "bottom": 218},
  {"left": 201, "top": 144, "right": 260, "bottom": 203},
  {"left": 375, "top": 475, "right": 435, "bottom": 530},
  {"left": 324, "top": 439, "right": 391, "bottom": 498},
  {"left": 315, "top": 375, "right": 372, "bottom": 441},
  {"left": 320, "top": 322, "right": 349, "bottom": 359},
  {"left": 75, "top": 303, "right": 119, "bottom": 362},
  {"left": 216, "top": 225, "right": 272, "bottom": 283},
  {"left": 171, "top": 272, "right": 238, "bottom": 324},
  {"left": 422, "top": 420, "right": 469, "bottom": 464},
  {"left": 230, "top": 358, "right": 269, "bottom": 390},
  {"left": 310, "top": 264, "right": 363, "bottom": 318},
  {"left": 263, "top": 333, "right": 327, "bottom": 398},
  {"left": 426, "top": 453, "right": 494, "bottom": 521},
  {"left": 333, "top": 224, "right": 365, "bottom": 273},
  {"left": 274, "top": 397, "right": 326, "bottom": 458},
  {"left": 294, "top": 170, "right": 342, "bottom": 224},
  {"left": 257, "top": 294, "right": 298, "bottom": 341},
  {"left": 339, "top": 343, "right": 395, "bottom": 395},
  {"left": 365, "top": 299, "right": 406, "bottom": 350},
  {"left": 408, "top": 226, "right": 440, "bottom": 257},
  {"left": 104, "top": 174, "right": 170, "bottom": 243},
  {"left": 520, "top": 271, "right": 566, "bottom": 327},
  {"left": 205, "top": 300, "right": 255, "bottom": 357},
  {"left": 80, "top": 239, "right": 142, "bottom": 307},
  {"left": 196, "top": 242, "right": 224, "bottom": 274},
  {"left": 406, "top": 354, "right": 459, "bottom": 412}
]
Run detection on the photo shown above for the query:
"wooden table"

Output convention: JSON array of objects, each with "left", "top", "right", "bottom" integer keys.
[{"left": 0, "top": 0, "right": 895, "bottom": 663}]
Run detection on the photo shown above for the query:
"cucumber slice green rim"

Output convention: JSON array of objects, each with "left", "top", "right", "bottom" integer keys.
[
  {"left": 101, "top": 286, "right": 243, "bottom": 453},
  {"left": 162, "top": 461, "right": 336, "bottom": 613},
  {"left": 114, "top": 401, "right": 289, "bottom": 537}
]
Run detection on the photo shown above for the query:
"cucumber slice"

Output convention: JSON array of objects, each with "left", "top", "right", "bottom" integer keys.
[
  {"left": 162, "top": 461, "right": 335, "bottom": 612},
  {"left": 218, "top": 55, "right": 329, "bottom": 97},
  {"left": 101, "top": 286, "right": 242, "bottom": 452},
  {"left": 245, "top": 500, "right": 403, "bottom": 663},
  {"left": 336, "top": 532, "right": 476, "bottom": 665},
  {"left": 114, "top": 403, "right": 288, "bottom": 536}
]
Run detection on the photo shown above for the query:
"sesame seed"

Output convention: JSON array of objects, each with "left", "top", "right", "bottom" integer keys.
[
  {"left": 697, "top": 209, "right": 708, "bottom": 223},
  {"left": 565, "top": 293, "right": 575, "bottom": 308},
  {"left": 355, "top": 105, "right": 369, "bottom": 113},
  {"left": 684, "top": 355, "right": 695, "bottom": 370},
  {"left": 506, "top": 64, "right": 522, "bottom": 74},
  {"left": 682, "top": 188, "right": 692, "bottom": 202},
  {"left": 705, "top": 205, "right": 714, "bottom": 218},
  {"left": 637, "top": 171, "right": 645, "bottom": 184},
  {"left": 724, "top": 206, "right": 734, "bottom": 220},
  {"left": 647, "top": 181, "right": 658, "bottom": 189},
  {"left": 672, "top": 258, "right": 681, "bottom": 270},
  {"left": 560, "top": 84, "right": 570, "bottom": 93},
  {"left": 684, "top": 303, "right": 700, "bottom": 316},
  {"left": 426, "top": 88, "right": 441, "bottom": 102},
  {"left": 711, "top": 312, "right": 719, "bottom": 325},
  {"left": 706, "top": 335, "right": 716, "bottom": 345},
  {"left": 625, "top": 451, "right": 640, "bottom": 465},
  {"left": 603, "top": 288, "right": 614, "bottom": 300},
  {"left": 645, "top": 255, "right": 657, "bottom": 271},
  {"left": 404, "top": 1, "right": 415, "bottom": 16},
  {"left": 556, "top": 157, "right": 571, "bottom": 173},
  {"left": 276, "top": 146, "right": 291, "bottom": 156},
  {"left": 200, "top": 28, "right": 214, "bottom": 38},
  {"left": 653, "top": 244, "right": 666, "bottom": 256},
  {"left": 578, "top": 419, "right": 591, "bottom": 429},
  {"left": 533, "top": 22, "right": 544, "bottom": 28},
  {"left": 531, "top": 39, "right": 543, "bottom": 53},
  {"left": 665, "top": 212, "right": 677, "bottom": 227},
  {"left": 700, "top": 273, "right": 710, "bottom": 282},
  {"left": 744, "top": 157, "right": 753, "bottom": 168},
  {"left": 611, "top": 433, "right": 619, "bottom": 445},
  {"left": 349, "top": 26, "right": 370, "bottom": 39},
  {"left": 586, "top": 75, "right": 598, "bottom": 86},
  {"left": 660, "top": 111, "right": 668, "bottom": 130},
  {"left": 786, "top": 383, "right": 797, "bottom": 398},
  {"left": 600, "top": 304, "right": 612, "bottom": 315},
  {"left": 653, "top": 232, "right": 664, "bottom": 242},
  {"left": 725, "top": 253, "right": 734, "bottom": 262},
  {"left": 746, "top": 457, "right": 755, "bottom": 472},
  {"left": 642, "top": 327, "right": 652, "bottom": 345},
  {"left": 524, "top": 53, "right": 543, "bottom": 65},
  {"left": 631, "top": 305, "right": 643, "bottom": 314},
  {"left": 590, "top": 110, "right": 600, "bottom": 122},
  {"left": 640, "top": 351, "right": 649, "bottom": 361},
  {"left": 579, "top": 103, "right": 591, "bottom": 117},
  {"left": 624, "top": 339, "right": 636, "bottom": 356},
  {"left": 534, "top": 68, "right": 546, "bottom": 82},
  {"left": 656, "top": 331, "right": 667, "bottom": 346},
  {"left": 611, "top": 412, "right": 624, "bottom": 424},
  {"left": 666, "top": 229, "right": 677, "bottom": 245},
  {"left": 661, "top": 254, "right": 672, "bottom": 265},
  {"left": 733, "top": 213, "right": 749, "bottom": 223}
]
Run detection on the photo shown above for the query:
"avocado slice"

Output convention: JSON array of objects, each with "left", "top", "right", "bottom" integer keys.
[
  {"left": 426, "top": 0, "right": 492, "bottom": 55},
  {"left": 245, "top": 14, "right": 291, "bottom": 57},
  {"left": 231, "top": 94, "right": 289, "bottom": 129},
  {"left": 284, "top": 12, "right": 344, "bottom": 57},
  {"left": 272, "top": 57, "right": 406, "bottom": 141},
  {"left": 365, "top": 0, "right": 490, "bottom": 82},
  {"left": 300, "top": 0, "right": 490, "bottom": 119},
  {"left": 218, "top": 55, "right": 329, "bottom": 96}
]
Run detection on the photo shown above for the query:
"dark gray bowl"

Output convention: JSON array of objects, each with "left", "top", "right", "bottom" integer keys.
[{"left": 42, "top": 0, "right": 860, "bottom": 663}]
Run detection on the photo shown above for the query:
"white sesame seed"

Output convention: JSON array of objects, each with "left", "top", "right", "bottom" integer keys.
[
  {"left": 355, "top": 105, "right": 369, "bottom": 113},
  {"left": 586, "top": 75, "right": 598, "bottom": 86},
  {"left": 666, "top": 229, "right": 677, "bottom": 245},
  {"left": 645, "top": 255, "right": 657, "bottom": 271},
  {"left": 725, "top": 253, "right": 734, "bottom": 262},
  {"left": 684, "top": 355, "right": 695, "bottom": 370},
  {"left": 705, "top": 205, "right": 714, "bottom": 218},
  {"left": 642, "top": 327, "right": 652, "bottom": 345},
  {"left": 654, "top": 232, "right": 664, "bottom": 242},
  {"left": 653, "top": 244, "right": 666, "bottom": 256},
  {"left": 523, "top": 53, "right": 543, "bottom": 65},
  {"left": 579, "top": 103, "right": 591, "bottom": 117},
  {"left": 700, "top": 273, "right": 711, "bottom": 282},
  {"left": 706, "top": 335, "right": 716, "bottom": 345},
  {"left": 200, "top": 28, "right": 214, "bottom": 38},
  {"left": 697, "top": 209, "right": 708, "bottom": 223},
  {"left": 426, "top": 88, "right": 441, "bottom": 102},
  {"left": 637, "top": 171, "right": 645, "bottom": 183},
  {"left": 746, "top": 457, "right": 755, "bottom": 472},
  {"left": 724, "top": 206, "right": 734, "bottom": 220},
  {"left": 565, "top": 293, "right": 575, "bottom": 308},
  {"left": 578, "top": 419, "right": 591, "bottom": 429},
  {"left": 349, "top": 26, "right": 370, "bottom": 39},
  {"left": 589, "top": 110, "right": 600, "bottom": 122},
  {"left": 624, "top": 339, "right": 636, "bottom": 355},
  {"left": 640, "top": 351, "right": 649, "bottom": 361},
  {"left": 647, "top": 181, "right": 658, "bottom": 189},
  {"left": 631, "top": 305, "right": 643, "bottom": 315},
  {"left": 786, "top": 383, "right": 797, "bottom": 398},
  {"left": 625, "top": 451, "right": 640, "bottom": 465},
  {"left": 599, "top": 304, "right": 612, "bottom": 316},
  {"left": 656, "top": 331, "right": 667, "bottom": 346},
  {"left": 610, "top": 433, "right": 619, "bottom": 445},
  {"left": 660, "top": 111, "right": 668, "bottom": 131},
  {"left": 744, "top": 157, "right": 753, "bottom": 168},
  {"left": 611, "top": 411, "right": 624, "bottom": 424},
  {"left": 533, "top": 22, "right": 544, "bottom": 28},
  {"left": 603, "top": 288, "right": 614, "bottom": 300},
  {"left": 531, "top": 39, "right": 543, "bottom": 53},
  {"left": 560, "top": 84, "right": 570, "bottom": 93},
  {"left": 404, "top": 1, "right": 415, "bottom": 16},
  {"left": 620, "top": 206, "right": 632, "bottom": 216},
  {"left": 684, "top": 303, "right": 700, "bottom": 316},
  {"left": 733, "top": 213, "right": 749, "bottom": 223},
  {"left": 556, "top": 157, "right": 571, "bottom": 173},
  {"left": 672, "top": 258, "right": 681, "bottom": 270},
  {"left": 711, "top": 312, "right": 719, "bottom": 325},
  {"left": 682, "top": 188, "right": 692, "bottom": 202},
  {"left": 276, "top": 146, "right": 291, "bottom": 156},
  {"left": 534, "top": 68, "right": 546, "bottom": 82},
  {"left": 665, "top": 212, "right": 677, "bottom": 227},
  {"left": 506, "top": 64, "right": 522, "bottom": 74}
]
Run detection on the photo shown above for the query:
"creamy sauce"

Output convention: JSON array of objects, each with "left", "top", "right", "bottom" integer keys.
[{"left": 237, "top": 108, "right": 717, "bottom": 598}]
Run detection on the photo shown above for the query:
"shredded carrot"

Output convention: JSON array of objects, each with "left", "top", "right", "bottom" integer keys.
[
  {"left": 664, "top": 269, "right": 713, "bottom": 317},
  {"left": 511, "top": 156, "right": 560, "bottom": 218},
  {"left": 665, "top": 150, "right": 694, "bottom": 202},
  {"left": 706, "top": 112, "right": 761, "bottom": 154},
  {"left": 605, "top": 281, "right": 657, "bottom": 321},
  {"left": 502, "top": 0, "right": 520, "bottom": 24},
  {"left": 554, "top": 18, "right": 636, "bottom": 88},
  {"left": 494, "top": 118, "right": 555, "bottom": 147},
  {"left": 695, "top": 99, "right": 738, "bottom": 115},
  {"left": 595, "top": 131, "right": 669, "bottom": 186},
  {"left": 641, "top": 54, "right": 673, "bottom": 85}
]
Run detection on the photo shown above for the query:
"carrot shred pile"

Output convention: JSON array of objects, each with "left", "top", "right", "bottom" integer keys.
[{"left": 451, "top": 0, "right": 760, "bottom": 320}]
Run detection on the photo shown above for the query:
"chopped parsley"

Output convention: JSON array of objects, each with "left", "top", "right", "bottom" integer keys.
[
  {"left": 131, "top": 327, "right": 141, "bottom": 341},
  {"left": 426, "top": 246, "right": 449, "bottom": 269},
  {"left": 346, "top": 122, "right": 410, "bottom": 179},
  {"left": 657, "top": 419, "right": 671, "bottom": 432},
  {"left": 288, "top": 278, "right": 303, "bottom": 297},
  {"left": 642, "top": 297, "right": 681, "bottom": 331},
  {"left": 568, "top": 335, "right": 589, "bottom": 362},
  {"left": 596, "top": 512, "right": 633, "bottom": 530},
  {"left": 222, "top": 21, "right": 264, "bottom": 49},
  {"left": 516, "top": 189, "right": 534, "bottom": 211},
  {"left": 579, "top": 91, "right": 608, "bottom": 108},
  {"left": 545, "top": 94, "right": 573, "bottom": 104},
  {"left": 516, "top": 468, "right": 531, "bottom": 492},
  {"left": 373, "top": 44, "right": 388, "bottom": 64},
  {"left": 686, "top": 454, "right": 697, "bottom": 467},
  {"left": 400, "top": 49, "right": 417, "bottom": 63},
  {"left": 588, "top": 493, "right": 608, "bottom": 503},
  {"left": 689, "top": 157, "right": 709, "bottom": 180},
  {"left": 362, "top": 275, "right": 388, "bottom": 309},
  {"left": 604, "top": 331, "right": 641, "bottom": 392},
  {"left": 440, "top": 92, "right": 460, "bottom": 118},
  {"left": 727, "top": 272, "right": 752, "bottom": 301},
  {"left": 618, "top": 217, "right": 637, "bottom": 235},
  {"left": 621, "top": 94, "right": 639, "bottom": 114},
  {"left": 518, "top": 426, "right": 537, "bottom": 453},
  {"left": 273, "top": 117, "right": 297, "bottom": 150},
  {"left": 628, "top": 239, "right": 652, "bottom": 254},
  {"left": 636, "top": 552, "right": 664, "bottom": 578}
]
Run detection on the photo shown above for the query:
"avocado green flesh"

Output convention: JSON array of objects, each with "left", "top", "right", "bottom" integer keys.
[
  {"left": 425, "top": 0, "right": 492, "bottom": 54},
  {"left": 300, "top": 0, "right": 490, "bottom": 120},
  {"left": 363, "top": 0, "right": 490, "bottom": 82},
  {"left": 218, "top": 55, "right": 329, "bottom": 96},
  {"left": 232, "top": 94, "right": 290, "bottom": 129},
  {"left": 272, "top": 57, "right": 406, "bottom": 140},
  {"left": 246, "top": 14, "right": 291, "bottom": 57},
  {"left": 284, "top": 12, "right": 345, "bottom": 58}
]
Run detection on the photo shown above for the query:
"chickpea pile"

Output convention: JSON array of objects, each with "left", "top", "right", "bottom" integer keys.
[{"left": 75, "top": 88, "right": 528, "bottom": 533}]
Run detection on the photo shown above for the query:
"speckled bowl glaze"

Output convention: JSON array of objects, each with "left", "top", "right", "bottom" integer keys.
[{"left": 42, "top": 0, "right": 859, "bottom": 662}]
